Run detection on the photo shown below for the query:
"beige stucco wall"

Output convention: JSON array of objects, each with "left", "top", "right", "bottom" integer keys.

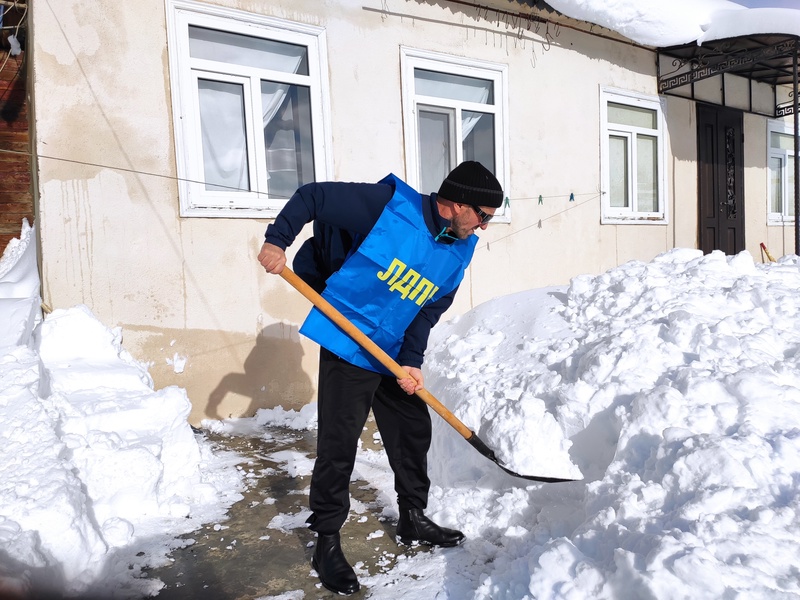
[
  {"left": 32, "top": 0, "right": 791, "bottom": 425},
  {"left": 744, "top": 112, "right": 798, "bottom": 259},
  {"left": 664, "top": 95, "right": 699, "bottom": 250}
]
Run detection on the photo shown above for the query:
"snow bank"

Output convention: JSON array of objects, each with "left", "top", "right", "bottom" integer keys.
[
  {"left": 407, "top": 248, "right": 800, "bottom": 599},
  {"left": 0, "top": 220, "right": 41, "bottom": 351},
  {"left": 426, "top": 286, "right": 582, "bottom": 482},
  {"left": 0, "top": 223, "right": 246, "bottom": 598}
]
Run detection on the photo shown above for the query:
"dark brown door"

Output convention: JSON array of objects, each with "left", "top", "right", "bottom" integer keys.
[{"left": 697, "top": 104, "right": 745, "bottom": 255}]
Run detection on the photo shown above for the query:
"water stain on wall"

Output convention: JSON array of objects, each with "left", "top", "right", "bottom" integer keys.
[{"left": 127, "top": 323, "right": 316, "bottom": 426}]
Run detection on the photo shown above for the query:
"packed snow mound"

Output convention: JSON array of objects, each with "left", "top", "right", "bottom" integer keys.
[
  {"left": 0, "top": 304, "right": 245, "bottom": 598},
  {"left": 0, "top": 223, "right": 246, "bottom": 599},
  {"left": 0, "top": 219, "right": 41, "bottom": 350},
  {"left": 426, "top": 287, "right": 582, "bottom": 481},
  {"left": 419, "top": 248, "right": 800, "bottom": 599}
]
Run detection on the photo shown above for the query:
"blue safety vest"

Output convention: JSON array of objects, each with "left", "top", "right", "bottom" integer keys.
[{"left": 299, "top": 174, "right": 477, "bottom": 374}]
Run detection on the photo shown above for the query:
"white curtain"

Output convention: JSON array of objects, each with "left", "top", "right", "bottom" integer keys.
[
  {"left": 261, "top": 82, "right": 294, "bottom": 177},
  {"left": 191, "top": 26, "right": 305, "bottom": 191},
  {"left": 418, "top": 109, "right": 451, "bottom": 195},
  {"left": 199, "top": 81, "right": 249, "bottom": 191}
]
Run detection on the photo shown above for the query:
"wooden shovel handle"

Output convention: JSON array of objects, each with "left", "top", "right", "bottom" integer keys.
[{"left": 279, "top": 267, "right": 474, "bottom": 440}]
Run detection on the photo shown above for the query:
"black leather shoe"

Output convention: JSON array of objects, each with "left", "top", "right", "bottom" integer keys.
[
  {"left": 311, "top": 532, "right": 360, "bottom": 595},
  {"left": 396, "top": 508, "right": 465, "bottom": 547}
]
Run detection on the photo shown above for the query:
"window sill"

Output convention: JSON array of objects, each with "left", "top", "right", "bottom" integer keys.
[
  {"left": 180, "top": 206, "right": 282, "bottom": 219},
  {"left": 601, "top": 215, "right": 667, "bottom": 225}
]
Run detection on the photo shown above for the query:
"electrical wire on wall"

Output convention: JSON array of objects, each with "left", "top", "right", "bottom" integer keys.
[{"left": 0, "top": 147, "right": 605, "bottom": 254}]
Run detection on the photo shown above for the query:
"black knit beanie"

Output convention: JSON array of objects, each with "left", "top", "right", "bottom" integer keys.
[{"left": 437, "top": 161, "right": 504, "bottom": 208}]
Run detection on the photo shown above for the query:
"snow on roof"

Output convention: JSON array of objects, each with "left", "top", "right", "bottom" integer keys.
[
  {"left": 544, "top": 0, "right": 800, "bottom": 47},
  {"left": 700, "top": 8, "right": 800, "bottom": 44}
]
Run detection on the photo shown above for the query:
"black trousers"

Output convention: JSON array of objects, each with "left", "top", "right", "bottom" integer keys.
[{"left": 307, "top": 348, "right": 432, "bottom": 534}]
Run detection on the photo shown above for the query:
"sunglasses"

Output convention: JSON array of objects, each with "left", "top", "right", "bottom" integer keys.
[{"left": 470, "top": 205, "right": 494, "bottom": 225}]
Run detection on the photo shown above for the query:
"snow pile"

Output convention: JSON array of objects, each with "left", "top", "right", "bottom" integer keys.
[
  {"left": 382, "top": 248, "right": 800, "bottom": 599},
  {"left": 4, "top": 210, "right": 800, "bottom": 599},
  {"left": 426, "top": 288, "right": 583, "bottom": 481},
  {"left": 0, "top": 220, "right": 41, "bottom": 351},
  {"left": 0, "top": 223, "right": 246, "bottom": 598},
  {"left": 35, "top": 305, "right": 206, "bottom": 529}
]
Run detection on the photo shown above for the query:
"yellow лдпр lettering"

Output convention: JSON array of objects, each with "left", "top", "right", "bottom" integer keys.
[
  {"left": 377, "top": 258, "right": 406, "bottom": 286},
  {"left": 411, "top": 280, "right": 438, "bottom": 306},
  {"left": 389, "top": 268, "right": 421, "bottom": 300},
  {"left": 377, "top": 258, "right": 440, "bottom": 306}
]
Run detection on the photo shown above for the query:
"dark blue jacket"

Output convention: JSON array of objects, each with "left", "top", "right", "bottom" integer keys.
[{"left": 264, "top": 181, "right": 459, "bottom": 368}]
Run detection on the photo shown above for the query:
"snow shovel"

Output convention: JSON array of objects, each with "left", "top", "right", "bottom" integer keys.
[{"left": 280, "top": 267, "right": 577, "bottom": 483}]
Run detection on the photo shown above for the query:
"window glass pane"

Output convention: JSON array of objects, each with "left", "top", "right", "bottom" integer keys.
[
  {"left": 636, "top": 135, "right": 658, "bottom": 212},
  {"left": 414, "top": 69, "right": 493, "bottom": 104},
  {"left": 189, "top": 26, "right": 308, "bottom": 75},
  {"left": 262, "top": 81, "right": 315, "bottom": 200},
  {"left": 462, "top": 111, "right": 495, "bottom": 173},
  {"left": 608, "top": 102, "right": 656, "bottom": 129},
  {"left": 770, "top": 131, "right": 794, "bottom": 151},
  {"left": 789, "top": 155, "right": 796, "bottom": 217},
  {"left": 198, "top": 79, "right": 250, "bottom": 192},
  {"left": 769, "top": 156, "right": 783, "bottom": 213},
  {"left": 609, "top": 135, "right": 628, "bottom": 208},
  {"left": 418, "top": 108, "right": 452, "bottom": 195}
]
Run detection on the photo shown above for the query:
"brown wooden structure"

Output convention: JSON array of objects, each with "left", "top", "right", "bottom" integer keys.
[{"left": 0, "top": 2, "right": 31, "bottom": 256}]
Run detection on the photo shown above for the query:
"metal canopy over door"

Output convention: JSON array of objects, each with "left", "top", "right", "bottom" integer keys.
[
  {"left": 659, "top": 35, "right": 800, "bottom": 254},
  {"left": 697, "top": 103, "right": 745, "bottom": 255}
]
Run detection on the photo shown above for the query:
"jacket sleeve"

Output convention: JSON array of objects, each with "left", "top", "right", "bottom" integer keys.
[
  {"left": 395, "top": 286, "right": 458, "bottom": 369},
  {"left": 264, "top": 182, "right": 392, "bottom": 249}
]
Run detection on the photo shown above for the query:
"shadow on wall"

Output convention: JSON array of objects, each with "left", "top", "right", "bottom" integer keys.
[{"left": 205, "top": 323, "right": 315, "bottom": 419}]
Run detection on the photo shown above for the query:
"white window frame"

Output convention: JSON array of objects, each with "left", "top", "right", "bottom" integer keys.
[
  {"left": 400, "top": 48, "right": 511, "bottom": 223},
  {"left": 600, "top": 87, "right": 667, "bottom": 224},
  {"left": 165, "top": 0, "right": 332, "bottom": 218},
  {"left": 767, "top": 119, "right": 797, "bottom": 225}
]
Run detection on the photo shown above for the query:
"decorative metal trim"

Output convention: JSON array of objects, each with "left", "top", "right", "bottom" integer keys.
[
  {"left": 723, "top": 126, "right": 737, "bottom": 219},
  {"left": 778, "top": 90, "right": 797, "bottom": 117},
  {"left": 659, "top": 39, "right": 797, "bottom": 92}
]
